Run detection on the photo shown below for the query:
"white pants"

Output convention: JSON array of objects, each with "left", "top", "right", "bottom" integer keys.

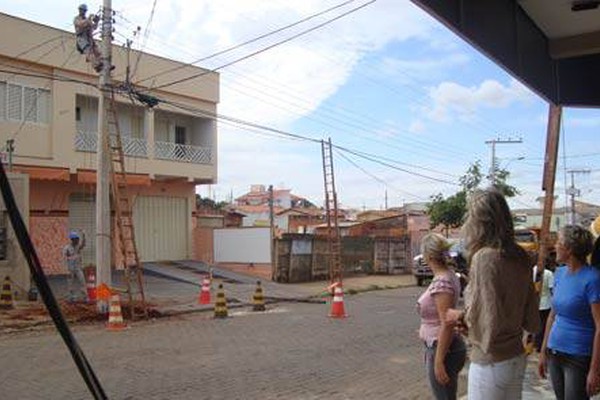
[{"left": 468, "top": 354, "right": 526, "bottom": 400}]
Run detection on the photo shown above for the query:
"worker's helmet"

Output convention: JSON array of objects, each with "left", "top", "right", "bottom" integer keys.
[
  {"left": 69, "top": 231, "right": 80, "bottom": 240},
  {"left": 78, "top": 4, "right": 88, "bottom": 11}
]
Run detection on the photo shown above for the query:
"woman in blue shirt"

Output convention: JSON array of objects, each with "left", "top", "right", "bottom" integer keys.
[{"left": 538, "top": 225, "right": 600, "bottom": 399}]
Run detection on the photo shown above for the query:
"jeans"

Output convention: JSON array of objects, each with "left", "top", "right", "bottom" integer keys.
[
  {"left": 424, "top": 336, "right": 467, "bottom": 400},
  {"left": 468, "top": 354, "right": 526, "bottom": 400},
  {"left": 547, "top": 349, "right": 591, "bottom": 400},
  {"left": 67, "top": 265, "right": 88, "bottom": 302}
]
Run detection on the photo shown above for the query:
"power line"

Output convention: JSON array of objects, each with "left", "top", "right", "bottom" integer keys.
[
  {"left": 335, "top": 149, "right": 427, "bottom": 200},
  {"left": 130, "top": 0, "right": 158, "bottom": 80},
  {"left": 150, "top": 0, "right": 377, "bottom": 90},
  {"left": 135, "top": 0, "right": 358, "bottom": 85}
]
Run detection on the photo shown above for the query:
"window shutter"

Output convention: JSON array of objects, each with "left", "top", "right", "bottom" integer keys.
[
  {"left": 23, "top": 87, "right": 37, "bottom": 122},
  {"left": 8, "top": 84, "right": 22, "bottom": 121},
  {"left": 0, "top": 82, "right": 6, "bottom": 120},
  {"left": 37, "top": 89, "right": 50, "bottom": 124}
]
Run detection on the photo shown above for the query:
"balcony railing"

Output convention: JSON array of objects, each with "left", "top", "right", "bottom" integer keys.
[
  {"left": 155, "top": 141, "right": 212, "bottom": 164},
  {"left": 75, "top": 132, "right": 212, "bottom": 164},
  {"left": 75, "top": 131, "right": 147, "bottom": 158}
]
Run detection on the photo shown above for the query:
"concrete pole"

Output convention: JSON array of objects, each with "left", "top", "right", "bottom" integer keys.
[
  {"left": 96, "top": 0, "right": 113, "bottom": 312},
  {"left": 485, "top": 138, "right": 523, "bottom": 187}
]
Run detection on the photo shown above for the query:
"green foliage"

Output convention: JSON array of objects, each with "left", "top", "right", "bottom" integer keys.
[
  {"left": 426, "top": 160, "right": 519, "bottom": 233},
  {"left": 426, "top": 191, "right": 466, "bottom": 234},
  {"left": 195, "top": 194, "right": 228, "bottom": 211}
]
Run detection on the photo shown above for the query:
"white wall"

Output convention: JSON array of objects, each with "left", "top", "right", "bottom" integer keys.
[{"left": 214, "top": 227, "right": 271, "bottom": 263}]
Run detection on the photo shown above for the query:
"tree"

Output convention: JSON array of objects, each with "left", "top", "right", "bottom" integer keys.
[
  {"left": 426, "top": 161, "right": 519, "bottom": 234},
  {"left": 195, "top": 194, "right": 228, "bottom": 211},
  {"left": 426, "top": 192, "right": 466, "bottom": 236}
]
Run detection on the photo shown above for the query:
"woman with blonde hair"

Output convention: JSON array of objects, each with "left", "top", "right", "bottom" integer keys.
[
  {"left": 417, "top": 233, "right": 466, "bottom": 400},
  {"left": 447, "top": 189, "right": 539, "bottom": 400}
]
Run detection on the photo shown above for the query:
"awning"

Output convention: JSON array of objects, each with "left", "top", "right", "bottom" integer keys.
[
  {"left": 12, "top": 166, "right": 70, "bottom": 181},
  {"left": 77, "top": 170, "right": 151, "bottom": 186}
]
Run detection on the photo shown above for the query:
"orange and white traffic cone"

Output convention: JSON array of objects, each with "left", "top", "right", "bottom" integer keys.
[
  {"left": 86, "top": 270, "right": 97, "bottom": 304},
  {"left": 106, "top": 294, "right": 128, "bottom": 331},
  {"left": 198, "top": 276, "right": 211, "bottom": 305},
  {"left": 329, "top": 282, "right": 347, "bottom": 319}
]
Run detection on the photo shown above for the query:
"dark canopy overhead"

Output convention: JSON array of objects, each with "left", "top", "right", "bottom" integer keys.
[{"left": 411, "top": 0, "right": 600, "bottom": 108}]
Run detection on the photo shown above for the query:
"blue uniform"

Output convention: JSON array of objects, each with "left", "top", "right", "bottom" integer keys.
[{"left": 548, "top": 265, "right": 600, "bottom": 356}]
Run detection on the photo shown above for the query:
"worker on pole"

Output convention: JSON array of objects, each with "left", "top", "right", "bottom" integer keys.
[{"left": 73, "top": 4, "right": 103, "bottom": 72}]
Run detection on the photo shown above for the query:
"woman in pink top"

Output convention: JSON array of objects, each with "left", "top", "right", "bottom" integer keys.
[{"left": 417, "top": 233, "right": 466, "bottom": 400}]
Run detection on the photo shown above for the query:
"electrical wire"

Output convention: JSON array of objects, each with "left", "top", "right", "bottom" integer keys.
[
  {"left": 136, "top": 0, "right": 358, "bottom": 85},
  {"left": 130, "top": 0, "right": 158, "bottom": 80},
  {"left": 335, "top": 148, "right": 427, "bottom": 200},
  {"left": 150, "top": 0, "right": 377, "bottom": 90}
]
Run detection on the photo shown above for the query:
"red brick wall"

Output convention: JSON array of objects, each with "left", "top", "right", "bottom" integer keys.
[
  {"left": 193, "top": 227, "right": 214, "bottom": 264},
  {"left": 30, "top": 215, "right": 68, "bottom": 274}
]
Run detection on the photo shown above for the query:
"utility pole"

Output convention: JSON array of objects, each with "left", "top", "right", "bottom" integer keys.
[
  {"left": 384, "top": 188, "right": 388, "bottom": 210},
  {"left": 96, "top": 0, "right": 113, "bottom": 313},
  {"left": 5, "top": 139, "right": 14, "bottom": 171},
  {"left": 268, "top": 185, "right": 275, "bottom": 279},
  {"left": 566, "top": 169, "right": 590, "bottom": 224},
  {"left": 485, "top": 137, "right": 522, "bottom": 186}
]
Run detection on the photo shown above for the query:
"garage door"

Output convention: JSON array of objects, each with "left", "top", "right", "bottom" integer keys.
[
  {"left": 133, "top": 196, "right": 188, "bottom": 262},
  {"left": 68, "top": 193, "right": 96, "bottom": 266}
]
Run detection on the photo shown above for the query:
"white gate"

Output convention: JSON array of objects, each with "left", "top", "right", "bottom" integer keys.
[
  {"left": 214, "top": 227, "right": 270, "bottom": 263},
  {"left": 133, "top": 196, "right": 188, "bottom": 261}
]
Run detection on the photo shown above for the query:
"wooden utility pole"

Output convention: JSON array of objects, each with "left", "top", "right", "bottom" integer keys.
[
  {"left": 537, "top": 104, "right": 562, "bottom": 272},
  {"left": 96, "top": 0, "right": 113, "bottom": 312}
]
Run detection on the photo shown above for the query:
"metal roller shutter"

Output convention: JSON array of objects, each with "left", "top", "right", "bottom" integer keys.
[
  {"left": 68, "top": 193, "right": 96, "bottom": 266},
  {"left": 133, "top": 196, "right": 188, "bottom": 262}
]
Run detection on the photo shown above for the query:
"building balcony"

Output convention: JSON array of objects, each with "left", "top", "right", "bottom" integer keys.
[{"left": 75, "top": 131, "right": 213, "bottom": 165}]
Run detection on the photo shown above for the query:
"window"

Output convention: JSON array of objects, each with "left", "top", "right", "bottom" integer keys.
[{"left": 0, "top": 81, "right": 50, "bottom": 124}]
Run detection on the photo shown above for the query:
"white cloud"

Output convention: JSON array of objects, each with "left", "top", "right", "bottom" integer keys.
[
  {"left": 379, "top": 53, "right": 470, "bottom": 84},
  {"left": 425, "top": 79, "right": 534, "bottom": 123}
]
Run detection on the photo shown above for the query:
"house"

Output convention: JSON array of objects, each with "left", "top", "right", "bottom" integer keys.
[
  {"left": 233, "top": 185, "right": 322, "bottom": 233},
  {"left": 0, "top": 13, "right": 219, "bottom": 284}
]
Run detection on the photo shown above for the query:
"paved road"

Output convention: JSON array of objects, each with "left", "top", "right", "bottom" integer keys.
[{"left": 1, "top": 287, "right": 445, "bottom": 400}]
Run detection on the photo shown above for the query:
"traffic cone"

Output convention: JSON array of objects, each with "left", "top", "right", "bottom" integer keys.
[
  {"left": 0, "top": 276, "right": 14, "bottom": 310},
  {"left": 86, "top": 271, "right": 97, "bottom": 304},
  {"left": 106, "top": 294, "right": 128, "bottom": 331},
  {"left": 252, "top": 280, "right": 266, "bottom": 312},
  {"left": 214, "top": 284, "right": 228, "bottom": 319},
  {"left": 198, "top": 276, "right": 211, "bottom": 305},
  {"left": 329, "top": 282, "right": 347, "bottom": 318}
]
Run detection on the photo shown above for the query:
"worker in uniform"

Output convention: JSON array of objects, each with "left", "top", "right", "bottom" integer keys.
[
  {"left": 73, "top": 4, "right": 103, "bottom": 72},
  {"left": 63, "top": 230, "right": 88, "bottom": 302}
]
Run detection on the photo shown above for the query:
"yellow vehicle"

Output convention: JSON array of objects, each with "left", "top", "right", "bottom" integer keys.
[{"left": 514, "top": 228, "right": 539, "bottom": 254}]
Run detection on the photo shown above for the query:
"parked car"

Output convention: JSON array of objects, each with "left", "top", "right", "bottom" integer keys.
[{"left": 412, "top": 242, "right": 468, "bottom": 295}]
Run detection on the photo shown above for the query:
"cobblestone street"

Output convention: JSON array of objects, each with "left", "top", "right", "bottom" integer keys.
[{"left": 1, "top": 286, "right": 449, "bottom": 399}]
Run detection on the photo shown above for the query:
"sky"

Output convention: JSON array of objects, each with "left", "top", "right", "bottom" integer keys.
[{"left": 1, "top": 0, "right": 599, "bottom": 211}]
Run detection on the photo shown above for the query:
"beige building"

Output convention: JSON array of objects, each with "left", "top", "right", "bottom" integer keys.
[{"left": 0, "top": 12, "right": 219, "bottom": 287}]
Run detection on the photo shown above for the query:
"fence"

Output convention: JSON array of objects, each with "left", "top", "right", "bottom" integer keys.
[{"left": 274, "top": 234, "right": 411, "bottom": 283}]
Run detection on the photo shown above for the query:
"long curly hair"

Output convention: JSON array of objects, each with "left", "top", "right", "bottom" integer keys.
[{"left": 461, "top": 189, "right": 520, "bottom": 263}]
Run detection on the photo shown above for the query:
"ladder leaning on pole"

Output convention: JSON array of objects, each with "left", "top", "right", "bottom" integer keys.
[
  {"left": 106, "top": 92, "right": 148, "bottom": 320},
  {"left": 321, "top": 138, "right": 342, "bottom": 286}
]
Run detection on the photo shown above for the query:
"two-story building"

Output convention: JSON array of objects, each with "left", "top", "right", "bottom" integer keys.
[{"left": 0, "top": 12, "right": 219, "bottom": 283}]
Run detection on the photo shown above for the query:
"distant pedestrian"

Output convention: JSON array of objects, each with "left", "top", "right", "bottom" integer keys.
[
  {"left": 417, "top": 233, "right": 466, "bottom": 400},
  {"left": 63, "top": 230, "right": 88, "bottom": 302},
  {"left": 533, "top": 263, "right": 554, "bottom": 353},
  {"left": 538, "top": 225, "right": 600, "bottom": 400},
  {"left": 446, "top": 189, "right": 539, "bottom": 400},
  {"left": 73, "top": 4, "right": 103, "bottom": 72}
]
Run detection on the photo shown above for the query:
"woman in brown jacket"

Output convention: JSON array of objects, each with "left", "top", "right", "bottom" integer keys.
[{"left": 447, "top": 189, "right": 539, "bottom": 400}]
